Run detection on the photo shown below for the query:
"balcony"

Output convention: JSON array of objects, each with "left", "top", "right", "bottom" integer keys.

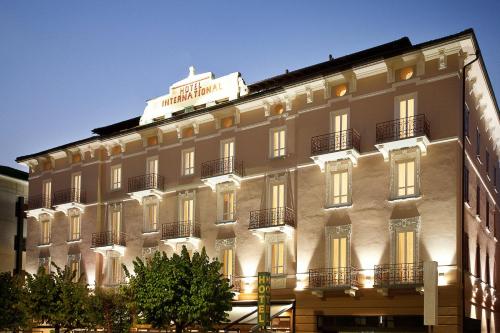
[
  {"left": 228, "top": 275, "right": 241, "bottom": 293},
  {"left": 310, "top": 129, "right": 361, "bottom": 170},
  {"left": 91, "top": 231, "right": 126, "bottom": 256},
  {"left": 161, "top": 220, "right": 201, "bottom": 247},
  {"left": 309, "top": 267, "right": 360, "bottom": 297},
  {"left": 374, "top": 262, "right": 423, "bottom": 294},
  {"left": 26, "top": 194, "right": 56, "bottom": 218},
  {"left": 201, "top": 157, "right": 244, "bottom": 191},
  {"left": 53, "top": 188, "right": 86, "bottom": 215},
  {"left": 127, "top": 173, "right": 166, "bottom": 203},
  {"left": 375, "top": 115, "right": 430, "bottom": 160},
  {"left": 248, "top": 207, "right": 295, "bottom": 234}
]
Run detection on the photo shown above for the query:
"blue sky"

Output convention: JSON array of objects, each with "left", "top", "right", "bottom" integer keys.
[{"left": 1, "top": 0, "right": 499, "bottom": 169}]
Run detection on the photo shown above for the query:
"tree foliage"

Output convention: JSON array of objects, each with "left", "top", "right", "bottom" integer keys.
[
  {"left": 25, "top": 264, "right": 96, "bottom": 333},
  {"left": 125, "top": 246, "right": 233, "bottom": 333},
  {"left": 0, "top": 272, "right": 27, "bottom": 330},
  {"left": 92, "top": 288, "right": 133, "bottom": 333}
]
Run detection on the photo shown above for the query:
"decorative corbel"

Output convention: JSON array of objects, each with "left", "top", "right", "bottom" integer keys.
[
  {"left": 193, "top": 123, "right": 199, "bottom": 135},
  {"left": 438, "top": 49, "right": 447, "bottom": 70},
  {"left": 323, "top": 79, "right": 330, "bottom": 99},
  {"left": 386, "top": 64, "right": 395, "bottom": 83},
  {"left": 235, "top": 109, "right": 241, "bottom": 124},
  {"left": 176, "top": 126, "right": 182, "bottom": 139},
  {"left": 349, "top": 73, "right": 357, "bottom": 93},
  {"left": 263, "top": 102, "right": 270, "bottom": 117},
  {"left": 306, "top": 87, "right": 313, "bottom": 103},
  {"left": 284, "top": 95, "right": 292, "bottom": 112},
  {"left": 416, "top": 55, "right": 425, "bottom": 76}
]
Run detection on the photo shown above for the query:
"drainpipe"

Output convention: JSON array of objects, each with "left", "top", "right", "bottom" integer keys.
[{"left": 461, "top": 49, "right": 479, "bottom": 331}]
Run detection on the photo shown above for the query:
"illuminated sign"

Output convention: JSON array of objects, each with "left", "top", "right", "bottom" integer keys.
[
  {"left": 257, "top": 272, "right": 271, "bottom": 329},
  {"left": 140, "top": 66, "right": 248, "bottom": 125}
]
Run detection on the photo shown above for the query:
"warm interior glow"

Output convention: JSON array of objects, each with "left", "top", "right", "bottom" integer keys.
[
  {"left": 72, "top": 154, "right": 81, "bottom": 163},
  {"left": 274, "top": 104, "right": 284, "bottom": 115},
  {"left": 335, "top": 84, "right": 347, "bottom": 97},
  {"left": 399, "top": 67, "right": 414, "bottom": 80},
  {"left": 221, "top": 116, "right": 234, "bottom": 128},
  {"left": 147, "top": 136, "right": 158, "bottom": 146},
  {"left": 183, "top": 127, "right": 194, "bottom": 138}
]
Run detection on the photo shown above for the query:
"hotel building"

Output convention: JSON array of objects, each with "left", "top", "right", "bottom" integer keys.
[{"left": 17, "top": 29, "right": 500, "bottom": 332}]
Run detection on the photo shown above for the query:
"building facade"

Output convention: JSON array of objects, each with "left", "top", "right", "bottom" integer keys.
[
  {"left": 17, "top": 29, "right": 500, "bottom": 332},
  {"left": 0, "top": 166, "right": 28, "bottom": 273}
]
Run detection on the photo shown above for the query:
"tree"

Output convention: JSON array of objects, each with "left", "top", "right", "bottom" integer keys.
[
  {"left": 0, "top": 272, "right": 27, "bottom": 331},
  {"left": 25, "top": 264, "right": 95, "bottom": 333},
  {"left": 125, "top": 246, "right": 233, "bottom": 333},
  {"left": 92, "top": 288, "right": 133, "bottom": 333}
]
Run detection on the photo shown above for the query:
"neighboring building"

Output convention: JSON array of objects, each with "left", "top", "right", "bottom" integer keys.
[
  {"left": 0, "top": 165, "right": 28, "bottom": 273},
  {"left": 17, "top": 29, "right": 500, "bottom": 332}
]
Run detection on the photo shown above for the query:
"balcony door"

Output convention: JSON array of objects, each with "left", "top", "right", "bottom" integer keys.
[
  {"left": 331, "top": 111, "right": 348, "bottom": 150},
  {"left": 221, "top": 140, "right": 235, "bottom": 173},
  {"left": 398, "top": 96, "right": 415, "bottom": 138},
  {"left": 271, "top": 183, "right": 285, "bottom": 225},
  {"left": 71, "top": 173, "right": 81, "bottom": 202},
  {"left": 182, "top": 198, "right": 194, "bottom": 235},
  {"left": 43, "top": 180, "right": 52, "bottom": 207},
  {"left": 396, "top": 230, "right": 415, "bottom": 282},
  {"left": 147, "top": 157, "right": 159, "bottom": 187},
  {"left": 331, "top": 236, "right": 347, "bottom": 285},
  {"left": 111, "top": 210, "right": 121, "bottom": 237}
]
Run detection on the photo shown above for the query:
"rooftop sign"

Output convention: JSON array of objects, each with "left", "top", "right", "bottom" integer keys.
[{"left": 140, "top": 66, "right": 248, "bottom": 125}]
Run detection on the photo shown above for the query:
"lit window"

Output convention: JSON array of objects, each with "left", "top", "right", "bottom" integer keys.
[
  {"left": 109, "top": 203, "right": 122, "bottom": 236},
  {"left": 68, "top": 255, "right": 81, "bottom": 283},
  {"left": 111, "top": 165, "right": 122, "bottom": 190},
  {"left": 271, "top": 242, "right": 285, "bottom": 275},
  {"left": 396, "top": 160, "right": 416, "bottom": 197},
  {"left": 398, "top": 96, "right": 415, "bottom": 138},
  {"left": 329, "top": 170, "right": 349, "bottom": 206},
  {"left": 41, "top": 217, "right": 51, "bottom": 245},
  {"left": 182, "top": 198, "right": 194, "bottom": 222},
  {"left": 71, "top": 173, "right": 81, "bottom": 202},
  {"left": 331, "top": 236, "right": 347, "bottom": 269},
  {"left": 222, "top": 248, "right": 234, "bottom": 278},
  {"left": 222, "top": 192, "right": 235, "bottom": 221},
  {"left": 42, "top": 180, "right": 52, "bottom": 208},
  {"left": 334, "top": 84, "right": 348, "bottom": 97},
  {"left": 182, "top": 149, "right": 195, "bottom": 175},
  {"left": 270, "top": 128, "right": 286, "bottom": 158},
  {"left": 221, "top": 116, "right": 234, "bottom": 128},
  {"left": 147, "top": 136, "right": 158, "bottom": 146},
  {"left": 399, "top": 67, "right": 414, "bottom": 81},
  {"left": 397, "top": 231, "right": 415, "bottom": 264},
  {"left": 39, "top": 257, "right": 51, "bottom": 274},
  {"left": 69, "top": 210, "right": 81, "bottom": 241},
  {"left": 273, "top": 104, "right": 284, "bottom": 115},
  {"left": 109, "top": 257, "right": 122, "bottom": 285},
  {"left": 144, "top": 201, "right": 159, "bottom": 232},
  {"left": 270, "top": 183, "right": 285, "bottom": 224}
]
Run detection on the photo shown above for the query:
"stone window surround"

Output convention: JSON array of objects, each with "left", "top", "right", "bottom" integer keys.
[
  {"left": 325, "top": 160, "right": 352, "bottom": 208},
  {"left": 325, "top": 224, "right": 352, "bottom": 268},
  {"left": 389, "top": 216, "right": 421, "bottom": 265},
  {"left": 389, "top": 147, "right": 421, "bottom": 200}
]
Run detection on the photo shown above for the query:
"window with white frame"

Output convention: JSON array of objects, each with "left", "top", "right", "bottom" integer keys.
[
  {"left": 396, "top": 93, "right": 417, "bottom": 139},
  {"left": 108, "top": 202, "right": 122, "bottom": 235},
  {"left": 326, "top": 161, "right": 351, "bottom": 207},
  {"left": 182, "top": 148, "right": 195, "bottom": 175},
  {"left": 390, "top": 148, "right": 420, "bottom": 199},
  {"left": 40, "top": 215, "right": 51, "bottom": 245},
  {"left": 144, "top": 197, "right": 159, "bottom": 232},
  {"left": 68, "top": 209, "right": 81, "bottom": 241},
  {"left": 326, "top": 225, "right": 351, "bottom": 284},
  {"left": 270, "top": 127, "right": 286, "bottom": 158},
  {"left": 111, "top": 165, "right": 122, "bottom": 190},
  {"left": 270, "top": 241, "right": 285, "bottom": 275},
  {"left": 108, "top": 256, "right": 122, "bottom": 285},
  {"left": 39, "top": 257, "right": 51, "bottom": 274},
  {"left": 215, "top": 238, "right": 236, "bottom": 279},
  {"left": 42, "top": 180, "right": 52, "bottom": 207},
  {"left": 330, "top": 110, "right": 349, "bottom": 150},
  {"left": 217, "top": 184, "right": 236, "bottom": 223},
  {"left": 390, "top": 217, "right": 420, "bottom": 267},
  {"left": 68, "top": 254, "right": 81, "bottom": 283},
  {"left": 71, "top": 172, "right": 82, "bottom": 202}
]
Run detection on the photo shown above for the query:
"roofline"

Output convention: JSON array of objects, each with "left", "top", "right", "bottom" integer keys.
[{"left": 18, "top": 28, "right": 493, "bottom": 163}]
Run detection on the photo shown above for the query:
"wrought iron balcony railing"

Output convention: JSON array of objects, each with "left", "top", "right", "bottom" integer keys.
[
  {"left": 128, "top": 173, "right": 165, "bottom": 192},
  {"left": 374, "top": 262, "right": 423, "bottom": 288},
  {"left": 53, "top": 188, "right": 86, "bottom": 205},
  {"left": 376, "top": 114, "right": 430, "bottom": 144},
  {"left": 248, "top": 207, "right": 296, "bottom": 229},
  {"left": 161, "top": 220, "right": 200, "bottom": 240},
  {"left": 201, "top": 157, "right": 244, "bottom": 179},
  {"left": 311, "top": 129, "right": 361, "bottom": 156},
  {"left": 227, "top": 275, "right": 241, "bottom": 293},
  {"left": 308, "top": 267, "right": 360, "bottom": 289},
  {"left": 28, "top": 194, "right": 52, "bottom": 210},
  {"left": 91, "top": 231, "right": 126, "bottom": 248}
]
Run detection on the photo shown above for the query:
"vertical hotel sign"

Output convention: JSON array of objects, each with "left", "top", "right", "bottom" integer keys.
[{"left": 258, "top": 272, "right": 271, "bottom": 330}]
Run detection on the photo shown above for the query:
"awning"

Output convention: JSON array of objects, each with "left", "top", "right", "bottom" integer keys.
[{"left": 224, "top": 300, "right": 294, "bottom": 330}]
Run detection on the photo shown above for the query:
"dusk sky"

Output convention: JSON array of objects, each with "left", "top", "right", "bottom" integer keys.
[{"left": 1, "top": 0, "right": 499, "bottom": 170}]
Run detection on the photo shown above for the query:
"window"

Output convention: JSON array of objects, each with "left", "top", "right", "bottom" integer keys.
[
  {"left": 111, "top": 165, "right": 122, "bottom": 190},
  {"left": 390, "top": 217, "right": 419, "bottom": 270},
  {"left": 398, "top": 67, "right": 414, "bottom": 81},
  {"left": 397, "top": 231, "right": 415, "bottom": 265},
  {"left": 68, "top": 254, "right": 81, "bottom": 283},
  {"left": 464, "top": 167, "right": 470, "bottom": 204},
  {"left": 221, "top": 139, "right": 235, "bottom": 159},
  {"left": 222, "top": 191, "right": 235, "bottom": 221},
  {"left": 144, "top": 200, "right": 159, "bottom": 232},
  {"left": 485, "top": 253, "right": 490, "bottom": 285},
  {"left": 41, "top": 217, "right": 51, "bottom": 245},
  {"left": 476, "top": 185, "right": 481, "bottom": 217},
  {"left": 396, "top": 160, "right": 416, "bottom": 197},
  {"left": 398, "top": 95, "right": 415, "bottom": 138},
  {"left": 486, "top": 201, "right": 490, "bottom": 229},
  {"left": 330, "top": 170, "right": 349, "bottom": 206},
  {"left": 465, "top": 104, "right": 470, "bottom": 138},
  {"left": 222, "top": 248, "right": 234, "bottom": 278},
  {"left": 464, "top": 233, "right": 470, "bottom": 272},
  {"left": 476, "top": 129, "right": 481, "bottom": 157},
  {"left": 494, "top": 167, "right": 497, "bottom": 189},
  {"left": 182, "top": 149, "right": 195, "bottom": 175},
  {"left": 39, "top": 257, "right": 51, "bottom": 274},
  {"left": 486, "top": 151, "right": 490, "bottom": 177},
  {"left": 71, "top": 173, "right": 81, "bottom": 202},
  {"left": 42, "top": 180, "right": 52, "bottom": 207},
  {"left": 331, "top": 236, "right": 347, "bottom": 269},
  {"left": 69, "top": 210, "right": 81, "bottom": 241},
  {"left": 142, "top": 246, "right": 159, "bottom": 262},
  {"left": 109, "top": 256, "right": 122, "bottom": 285},
  {"left": 475, "top": 244, "right": 481, "bottom": 279},
  {"left": 331, "top": 110, "right": 348, "bottom": 149},
  {"left": 147, "top": 157, "right": 158, "bottom": 175},
  {"left": 271, "top": 183, "right": 285, "bottom": 224},
  {"left": 108, "top": 203, "right": 122, "bottom": 235},
  {"left": 270, "top": 127, "right": 286, "bottom": 158},
  {"left": 271, "top": 242, "right": 285, "bottom": 275}
]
